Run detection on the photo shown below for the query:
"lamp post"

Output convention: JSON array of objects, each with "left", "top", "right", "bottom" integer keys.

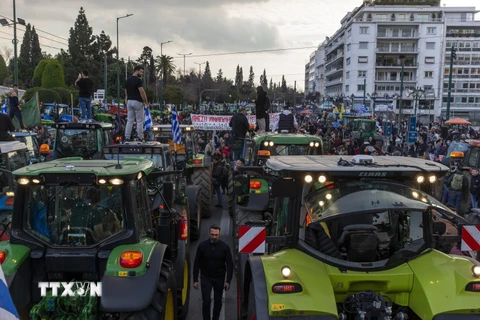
[
  {"left": 397, "top": 55, "right": 406, "bottom": 131},
  {"left": 103, "top": 52, "right": 107, "bottom": 103},
  {"left": 116, "top": 13, "right": 133, "bottom": 116},
  {"left": 0, "top": 1, "right": 26, "bottom": 85},
  {"left": 367, "top": 91, "right": 378, "bottom": 119},
  {"left": 177, "top": 52, "right": 192, "bottom": 110},
  {"left": 158, "top": 41, "right": 172, "bottom": 106},
  {"left": 194, "top": 61, "right": 206, "bottom": 109}
]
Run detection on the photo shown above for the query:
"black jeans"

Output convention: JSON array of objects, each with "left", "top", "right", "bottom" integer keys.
[
  {"left": 201, "top": 275, "right": 224, "bottom": 320},
  {"left": 9, "top": 107, "right": 24, "bottom": 129}
]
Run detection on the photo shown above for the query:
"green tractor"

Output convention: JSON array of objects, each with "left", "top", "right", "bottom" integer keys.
[
  {"left": 231, "top": 132, "right": 324, "bottom": 259},
  {"left": 102, "top": 141, "right": 202, "bottom": 241},
  {"left": 3, "top": 157, "right": 192, "bottom": 319},
  {"left": 234, "top": 154, "right": 480, "bottom": 320},
  {"left": 351, "top": 119, "right": 385, "bottom": 146},
  {"left": 42, "top": 122, "right": 114, "bottom": 161},
  {"left": 150, "top": 124, "right": 213, "bottom": 218}
]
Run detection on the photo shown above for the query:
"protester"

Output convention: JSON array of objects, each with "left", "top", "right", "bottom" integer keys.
[
  {"left": 254, "top": 86, "right": 267, "bottom": 133},
  {"left": 229, "top": 107, "right": 249, "bottom": 160},
  {"left": 193, "top": 224, "right": 233, "bottom": 320},
  {"left": 212, "top": 155, "right": 225, "bottom": 208},
  {"left": 75, "top": 70, "right": 94, "bottom": 120},
  {"left": 8, "top": 84, "right": 25, "bottom": 131},
  {"left": 124, "top": 65, "right": 149, "bottom": 142},
  {"left": 273, "top": 107, "right": 298, "bottom": 133},
  {"left": 470, "top": 168, "right": 480, "bottom": 209}
]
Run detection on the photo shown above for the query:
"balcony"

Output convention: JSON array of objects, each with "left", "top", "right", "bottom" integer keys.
[
  {"left": 445, "top": 47, "right": 480, "bottom": 52},
  {"left": 325, "top": 52, "right": 344, "bottom": 65},
  {"left": 325, "top": 66, "right": 344, "bottom": 77},
  {"left": 376, "top": 47, "right": 418, "bottom": 54},
  {"left": 377, "top": 32, "right": 419, "bottom": 39},
  {"left": 326, "top": 37, "right": 344, "bottom": 54},
  {"left": 442, "top": 88, "right": 480, "bottom": 94},
  {"left": 325, "top": 77, "right": 343, "bottom": 87},
  {"left": 376, "top": 62, "right": 418, "bottom": 68},
  {"left": 445, "top": 60, "right": 480, "bottom": 66},
  {"left": 375, "top": 77, "right": 416, "bottom": 82}
]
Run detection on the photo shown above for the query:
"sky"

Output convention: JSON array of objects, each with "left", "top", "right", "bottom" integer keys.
[{"left": 0, "top": 0, "right": 478, "bottom": 89}]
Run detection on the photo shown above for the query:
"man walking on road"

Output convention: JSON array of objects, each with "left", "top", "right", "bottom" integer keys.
[
  {"left": 124, "top": 65, "right": 149, "bottom": 142},
  {"left": 75, "top": 70, "right": 94, "bottom": 120},
  {"left": 193, "top": 224, "right": 233, "bottom": 320}
]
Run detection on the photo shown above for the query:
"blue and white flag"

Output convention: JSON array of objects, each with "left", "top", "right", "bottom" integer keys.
[
  {"left": 1, "top": 100, "right": 6, "bottom": 114},
  {"left": 144, "top": 107, "right": 152, "bottom": 132},
  {"left": 361, "top": 104, "right": 368, "bottom": 113},
  {"left": 171, "top": 106, "right": 182, "bottom": 145},
  {"left": 112, "top": 99, "right": 115, "bottom": 106},
  {"left": 0, "top": 266, "right": 19, "bottom": 320}
]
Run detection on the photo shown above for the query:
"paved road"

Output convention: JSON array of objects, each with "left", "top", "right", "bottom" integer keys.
[{"left": 186, "top": 197, "right": 237, "bottom": 320}]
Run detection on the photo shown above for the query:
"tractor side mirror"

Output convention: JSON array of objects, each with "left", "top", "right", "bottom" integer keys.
[
  {"left": 234, "top": 174, "right": 250, "bottom": 196},
  {"left": 163, "top": 181, "right": 175, "bottom": 209}
]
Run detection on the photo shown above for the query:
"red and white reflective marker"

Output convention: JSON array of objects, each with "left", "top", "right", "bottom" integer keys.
[
  {"left": 461, "top": 225, "right": 480, "bottom": 251},
  {"left": 238, "top": 226, "right": 266, "bottom": 253}
]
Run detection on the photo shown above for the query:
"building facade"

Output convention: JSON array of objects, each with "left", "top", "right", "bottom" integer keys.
[{"left": 306, "top": 0, "right": 479, "bottom": 123}]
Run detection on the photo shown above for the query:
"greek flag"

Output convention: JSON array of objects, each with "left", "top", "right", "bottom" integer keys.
[
  {"left": 0, "top": 266, "right": 19, "bottom": 320},
  {"left": 144, "top": 107, "right": 152, "bottom": 132},
  {"left": 361, "top": 104, "right": 368, "bottom": 113},
  {"left": 1, "top": 100, "right": 6, "bottom": 114},
  {"left": 171, "top": 106, "right": 182, "bottom": 144}
]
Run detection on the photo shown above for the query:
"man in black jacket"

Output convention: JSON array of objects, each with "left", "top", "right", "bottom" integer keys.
[
  {"left": 193, "top": 224, "right": 233, "bottom": 320},
  {"left": 229, "top": 107, "right": 249, "bottom": 160},
  {"left": 255, "top": 86, "right": 267, "bottom": 133}
]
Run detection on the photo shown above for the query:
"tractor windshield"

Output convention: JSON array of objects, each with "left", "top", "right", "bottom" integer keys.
[
  {"left": 56, "top": 129, "right": 99, "bottom": 158},
  {"left": 105, "top": 153, "right": 164, "bottom": 169},
  {"left": 24, "top": 185, "right": 124, "bottom": 246},
  {"left": 303, "top": 180, "right": 461, "bottom": 265},
  {"left": 262, "top": 144, "right": 320, "bottom": 156},
  {"left": 16, "top": 135, "right": 39, "bottom": 159},
  {"left": 0, "top": 150, "right": 29, "bottom": 193}
]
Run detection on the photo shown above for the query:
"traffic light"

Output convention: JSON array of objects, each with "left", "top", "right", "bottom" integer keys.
[{"left": 451, "top": 46, "right": 457, "bottom": 60}]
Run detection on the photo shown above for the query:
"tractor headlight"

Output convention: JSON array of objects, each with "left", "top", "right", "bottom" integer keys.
[
  {"left": 269, "top": 141, "right": 274, "bottom": 147},
  {"left": 326, "top": 194, "right": 332, "bottom": 200},
  {"left": 18, "top": 178, "right": 29, "bottom": 185},
  {"left": 110, "top": 178, "right": 124, "bottom": 185},
  {"left": 318, "top": 175, "right": 327, "bottom": 183},
  {"left": 98, "top": 179, "right": 107, "bottom": 184},
  {"left": 305, "top": 175, "right": 313, "bottom": 183},
  {"left": 429, "top": 175, "right": 436, "bottom": 183},
  {"left": 264, "top": 141, "right": 269, "bottom": 147},
  {"left": 281, "top": 266, "right": 291, "bottom": 278},
  {"left": 473, "top": 265, "right": 480, "bottom": 278},
  {"left": 309, "top": 142, "right": 314, "bottom": 147},
  {"left": 32, "top": 179, "right": 41, "bottom": 184},
  {"left": 417, "top": 176, "right": 425, "bottom": 183},
  {"left": 315, "top": 142, "right": 320, "bottom": 147},
  {"left": 137, "top": 172, "right": 143, "bottom": 180}
]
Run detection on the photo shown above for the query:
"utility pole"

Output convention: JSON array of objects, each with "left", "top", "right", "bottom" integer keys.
[
  {"left": 116, "top": 13, "right": 133, "bottom": 115},
  {"left": 104, "top": 53, "right": 107, "bottom": 103},
  {"left": 398, "top": 55, "right": 406, "bottom": 131},
  {"left": 13, "top": 0, "right": 18, "bottom": 84},
  {"left": 194, "top": 61, "right": 206, "bottom": 109},
  {"left": 293, "top": 81, "right": 297, "bottom": 107},
  {"left": 362, "top": 78, "right": 366, "bottom": 107},
  {"left": 177, "top": 52, "right": 192, "bottom": 110},
  {"left": 159, "top": 41, "right": 172, "bottom": 107},
  {"left": 446, "top": 46, "right": 456, "bottom": 120}
]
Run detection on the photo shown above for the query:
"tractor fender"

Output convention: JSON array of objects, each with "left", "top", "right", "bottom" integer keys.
[
  {"left": 100, "top": 243, "right": 168, "bottom": 312},
  {"left": 5, "top": 257, "right": 31, "bottom": 311},
  {"left": 246, "top": 255, "right": 270, "bottom": 319},
  {"left": 174, "top": 240, "right": 187, "bottom": 293}
]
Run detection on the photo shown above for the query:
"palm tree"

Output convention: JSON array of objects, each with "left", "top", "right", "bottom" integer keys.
[{"left": 155, "top": 55, "right": 176, "bottom": 88}]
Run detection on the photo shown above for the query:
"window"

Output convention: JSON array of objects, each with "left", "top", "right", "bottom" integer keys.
[
  {"left": 427, "top": 27, "right": 436, "bottom": 35},
  {"left": 360, "top": 27, "right": 369, "bottom": 34},
  {"left": 347, "top": 43, "right": 351, "bottom": 51},
  {"left": 425, "top": 57, "right": 435, "bottom": 64},
  {"left": 345, "top": 85, "right": 350, "bottom": 92},
  {"left": 348, "top": 29, "right": 352, "bottom": 37},
  {"left": 359, "top": 42, "right": 368, "bottom": 49},
  {"left": 358, "top": 70, "right": 367, "bottom": 77},
  {"left": 426, "top": 42, "right": 435, "bottom": 50},
  {"left": 376, "top": 14, "right": 388, "bottom": 21},
  {"left": 418, "top": 14, "right": 429, "bottom": 22},
  {"left": 358, "top": 56, "right": 368, "bottom": 63},
  {"left": 134, "top": 179, "right": 152, "bottom": 237},
  {"left": 358, "top": 84, "right": 365, "bottom": 91},
  {"left": 424, "top": 71, "right": 433, "bottom": 78},
  {"left": 346, "top": 58, "right": 351, "bottom": 65},
  {"left": 346, "top": 71, "right": 350, "bottom": 79}
]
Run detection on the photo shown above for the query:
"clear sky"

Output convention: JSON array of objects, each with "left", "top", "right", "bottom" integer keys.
[{"left": 0, "top": 0, "right": 478, "bottom": 88}]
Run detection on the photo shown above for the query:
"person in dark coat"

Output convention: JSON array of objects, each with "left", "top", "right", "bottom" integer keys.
[
  {"left": 229, "top": 107, "right": 249, "bottom": 160},
  {"left": 255, "top": 86, "right": 267, "bottom": 133},
  {"left": 212, "top": 155, "right": 224, "bottom": 208}
]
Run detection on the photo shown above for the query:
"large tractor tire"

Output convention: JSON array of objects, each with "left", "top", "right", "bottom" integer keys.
[
  {"left": 192, "top": 167, "right": 213, "bottom": 218},
  {"left": 187, "top": 187, "right": 201, "bottom": 241},
  {"left": 120, "top": 261, "right": 177, "bottom": 320},
  {"left": 177, "top": 253, "right": 191, "bottom": 320}
]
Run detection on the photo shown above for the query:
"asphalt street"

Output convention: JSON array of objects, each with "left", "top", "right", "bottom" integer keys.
[{"left": 186, "top": 197, "right": 237, "bottom": 320}]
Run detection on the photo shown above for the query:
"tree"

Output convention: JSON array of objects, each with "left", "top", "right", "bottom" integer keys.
[
  {"left": 0, "top": 55, "right": 7, "bottom": 85},
  {"left": 32, "top": 60, "right": 50, "bottom": 87},
  {"left": 260, "top": 69, "right": 268, "bottom": 89},
  {"left": 269, "top": 78, "right": 273, "bottom": 91},
  {"left": 216, "top": 69, "right": 223, "bottom": 83},
  {"left": 41, "top": 60, "right": 65, "bottom": 89},
  {"left": 281, "top": 75, "right": 287, "bottom": 93},
  {"left": 30, "top": 27, "right": 42, "bottom": 74},
  {"left": 155, "top": 55, "right": 176, "bottom": 88},
  {"left": 17, "top": 23, "right": 32, "bottom": 86},
  {"left": 235, "top": 65, "right": 243, "bottom": 93},
  {"left": 202, "top": 62, "right": 214, "bottom": 89},
  {"left": 136, "top": 46, "right": 153, "bottom": 86},
  {"left": 248, "top": 66, "right": 255, "bottom": 89}
]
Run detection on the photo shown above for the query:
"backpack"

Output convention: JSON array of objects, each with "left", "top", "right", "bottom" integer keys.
[{"left": 451, "top": 173, "right": 463, "bottom": 191}]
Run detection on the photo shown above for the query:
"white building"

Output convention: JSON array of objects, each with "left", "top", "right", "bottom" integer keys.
[
  {"left": 307, "top": 0, "right": 479, "bottom": 123},
  {"left": 304, "top": 41, "right": 327, "bottom": 102}
]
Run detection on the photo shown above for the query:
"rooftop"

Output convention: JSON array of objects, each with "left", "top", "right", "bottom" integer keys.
[
  {"left": 0, "top": 141, "right": 28, "bottom": 154},
  {"left": 253, "top": 133, "right": 323, "bottom": 145}
]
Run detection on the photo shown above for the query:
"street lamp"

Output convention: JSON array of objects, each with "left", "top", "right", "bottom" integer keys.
[
  {"left": 116, "top": 13, "right": 133, "bottom": 115},
  {"left": 158, "top": 41, "right": 172, "bottom": 106},
  {"left": 407, "top": 87, "right": 425, "bottom": 117},
  {"left": 367, "top": 91, "right": 378, "bottom": 118},
  {"left": 194, "top": 61, "right": 206, "bottom": 109},
  {"left": 177, "top": 52, "right": 192, "bottom": 109},
  {"left": 0, "top": 1, "right": 26, "bottom": 85},
  {"left": 397, "top": 55, "right": 406, "bottom": 131}
]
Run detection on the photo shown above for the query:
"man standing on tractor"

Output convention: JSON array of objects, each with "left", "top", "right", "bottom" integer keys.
[
  {"left": 124, "top": 65, "right": 149, "bottom": 142},
  {"left": 273, "top": 107, "right": 298, "bottom": 133},
  {"left": 229, "top": 107, "right": 249, "bottom": 160},
  {"left": 255, "top": 86, "right": 267, "bottom": 133}
]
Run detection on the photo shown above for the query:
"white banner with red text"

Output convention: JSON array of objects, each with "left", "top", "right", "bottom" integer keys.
[{"left": 190, "top": 113, "right": 280, "bottom": 131}]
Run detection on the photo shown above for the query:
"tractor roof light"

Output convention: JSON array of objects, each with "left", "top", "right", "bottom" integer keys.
[
  {"left": 472, "top": 265, "right": 480, "bottom": 278},
  {"left": 309, "top": 142, "right": 315, "bottom": 147},
  {"left": 6, "top": 191, "right": 14, "bottom": 197},
  {"left": 32, "top": 179, "right": 41, "bottom": 184},
  {"left": 429, "top": 175, "right": 437, "bottom": 183},
  {"left": 305, "top": 175, "right": 313, "bottom": 183},
  {"left": 0, "top": 251, "right": 6, "bottom": 264},
  {"left": 281, "top": 266, "right": 291, "bottom": 278},
  {"left": 137, "top": 172, "right": 143, "bottom": 180},
  {"left": 318, "top": 175, "right": 327, "bottom": 183},
  {"left": 417, "top": 176, "right": 425, "bottom": 184},
  {"left": 450, "top": 151, "right": 464, "bottom": 158},
  {"left": 315, "top": 142, "right": 320, "bottom": 147},
  {"left": 110, "top": 178, "right": 124, "bottom": 185},
  {"left": 18, "top": 178, "right": 29, "bottom": 185}
]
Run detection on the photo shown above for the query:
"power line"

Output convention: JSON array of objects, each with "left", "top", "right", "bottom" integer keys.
[
  {"left": 16, "top": 26, "right": 68, "bottom": 46},
  {"left": 35, "top": 28, "right": 68, "bottom": 41},
  {"left": 172, "top": 46, "right": 318, "bottom": 59}
]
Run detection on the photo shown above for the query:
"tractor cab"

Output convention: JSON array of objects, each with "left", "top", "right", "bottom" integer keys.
[
  {"left": 12, "top": 131, "right": 40, "bottom": 164},
  {"left": 41, "top": 103, "right": 80, "bottom": 123},
  {"left": 44, "top": 122, "right": 113, "bottom": 161},
  {"left": 3, "top": 158, "right": 191, "bottom": 319},
  {"left": 351, "top": 118, "right": 377, "bottom": 138},
  {"left": 234, "top": 154, "right": 480, "bottom": 320}
]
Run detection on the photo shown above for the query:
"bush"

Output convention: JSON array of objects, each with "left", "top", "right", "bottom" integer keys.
[
  {"left": 41, "top": 60, "right": 65, "bottom": 89},
  {"left": 23, "top": 87, "right": 61, "bottom": 104},
  {"left": 32, "top": 60, "right": 49, "bottom": 87},
  {"left": 52, "top": 87, "right": 72, "bottom": 104},
  {"left": 22, "top": 87, "right": 42, "bottom": 102}
]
